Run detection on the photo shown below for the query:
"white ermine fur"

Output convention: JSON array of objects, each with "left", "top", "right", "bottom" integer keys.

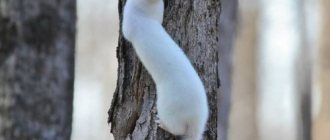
[{"left": 122, "top": 0, "right": 208, "bottom": 140}]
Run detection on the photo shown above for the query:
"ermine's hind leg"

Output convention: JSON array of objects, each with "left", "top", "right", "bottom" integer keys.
[
  {"left": 155, "top": 118, "right": 170, "bottom": 132},
  {"left": 155, "top": 115, "right": 186, "bottom": 136},
  {"left": 181, "top": 122, "right": 204, "bottom": 140}
]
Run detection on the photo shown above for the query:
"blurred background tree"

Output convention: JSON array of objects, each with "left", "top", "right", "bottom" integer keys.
[
  {"left": 218, "top": 0, "right": 238, "bottom": 139},
  {"left": 313, "top": 0, "right": 330, "bottom": 140},
  {"left": 228, "top": 1, "right": 259, "bottom": 140},
  {"left": 0, "top": 0, "right": 75, "bottom": 139}
]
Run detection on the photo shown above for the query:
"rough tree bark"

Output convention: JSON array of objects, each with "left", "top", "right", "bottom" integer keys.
[
  {"left": 108, "top": 0, "right": 220, "bottom": 139},
  {"left": 313, "top": 0, "right": 330, "bottom": 139},
  {"left": 0, "top": 0, "right": 76, "bottom": 140}
]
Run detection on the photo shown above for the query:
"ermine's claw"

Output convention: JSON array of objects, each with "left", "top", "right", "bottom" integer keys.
[
  {"left": 155, "top": 119, "right": 161, "bottom": 126},
  {"left": 155, "top": 118, "right": 166, "bottom": 129}
]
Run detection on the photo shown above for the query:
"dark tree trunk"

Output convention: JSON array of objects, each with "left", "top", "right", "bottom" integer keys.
[
  {"left": 295, "top": 0, "right": 311, "bottom": 139},
  {"left": 108, "top": 0, "right": 220, "bottom": 139},
  {"left": 0, "top": 0, "right": 76, "bottom": 140}
]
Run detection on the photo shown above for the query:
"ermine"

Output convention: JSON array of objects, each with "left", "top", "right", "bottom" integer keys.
[{"left": 122, "top": 0, "right": 209, "bottom": 140}]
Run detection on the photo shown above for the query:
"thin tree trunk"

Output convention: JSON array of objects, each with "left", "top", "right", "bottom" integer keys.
[
  {"left": 218, "top": 0, "right": 237, "bottom": 139},
  {"left": 295, "top": 0, "right": 311, "bottom": 139},
  {"left": 108, "top": 0, "right": 220, "bottom": 139},
  {"left": 0, "top": 0, "right": 76, "bottom": 140},
  {"left": 313, "top": 0, "right": 330, "bottom": 139},
  {"left": 228, "top": 2, "right": 258, "bottom": 140}
]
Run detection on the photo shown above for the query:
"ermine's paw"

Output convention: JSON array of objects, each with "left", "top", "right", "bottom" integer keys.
[
  {"left": 155, "top": 115, "right": 168, "bottom": 131},
  {"left": 155, "top": 116, "right": 162, "bottom": 127},
  {"left": 155, "top": 119, "right": 161, "bottom": 127}
]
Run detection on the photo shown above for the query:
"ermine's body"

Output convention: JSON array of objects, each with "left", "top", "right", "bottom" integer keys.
[{"left": 122, "top": 0, "right": 208, "bottom": 140}]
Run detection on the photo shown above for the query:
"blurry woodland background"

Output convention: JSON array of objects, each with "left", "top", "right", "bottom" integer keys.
[{"left": 74, "top": 0, "right": 329, "bottom": 139}]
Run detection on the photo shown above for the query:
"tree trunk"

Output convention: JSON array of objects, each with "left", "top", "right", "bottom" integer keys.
[
  {"left": 294, "top": 0, "right": 311, "bottom": 139},
  {"left": 108, "top": 0, "right": 220, "bottom": 139},
  {"left": 313, "top": 0, "right": 330, "bottom": 139},
  {"left": 0, "top": 0, "right": 76, "bottom": 140},
  {"left": 218, "top": 0, "right": 237, "bottom": 140},
  {"left": 228, "top": 2, "right": 258, "bottom": 140}
]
